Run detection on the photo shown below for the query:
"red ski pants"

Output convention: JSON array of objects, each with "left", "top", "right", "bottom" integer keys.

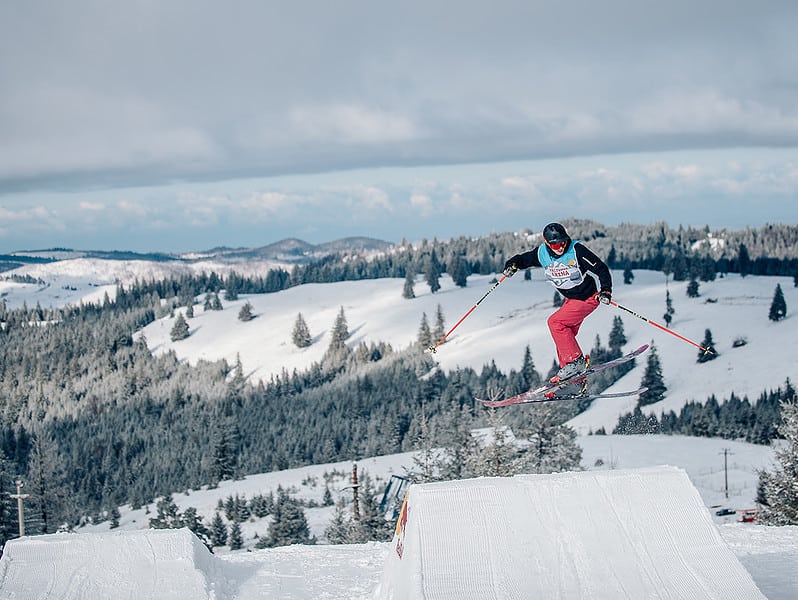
[{"left": 547, "top": 295, "right": 600, "bottom": 366}]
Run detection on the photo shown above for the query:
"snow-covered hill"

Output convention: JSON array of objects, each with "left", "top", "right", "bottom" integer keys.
[{"left": 133, "top": 269, "right": 797, "bottom": 434}]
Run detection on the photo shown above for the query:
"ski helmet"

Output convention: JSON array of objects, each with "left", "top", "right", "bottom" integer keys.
[{"left": 542, "top": 222, "right": 570, "bottom": 245}]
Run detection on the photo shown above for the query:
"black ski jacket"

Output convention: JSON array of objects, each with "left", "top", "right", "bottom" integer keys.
[{"left": 508, "top": 241, "right": 612, "bottom": 301}]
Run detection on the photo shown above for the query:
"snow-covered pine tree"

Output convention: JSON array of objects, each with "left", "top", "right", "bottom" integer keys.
[
  {"left": 0, "top": 452, "right": 19, "bottom": 548},
  {"left": 467, "top": 410, "right": 522, "bottom": 477},
  {"left": 323, "top": 306, "right": 352, "bottom": 368},
  {"left": 325, "top": 499, "right": 354, "bottom": 545},
  {"left": 265, "top": 489, "right": 315, "bottom": 547},
  {"left": 433, "top": 304, "right": 446, "bottom": 345},
  {"left": 291, "top": 313, "right": 312, "bottom": 348},
  {"left": 149, "top": 495, "right": 181, "bottom": 529},
  {"left": 402, "top": 269, "right": 416, "bottom": 299},
  {"left": 417, "top": 312, "right": 432, "bottom": 349},
  {"left": 211, "top": 293, "right": 223, "bottom": 310},
  {"left": 229, "top": 521, "right": 243, "bottom": 550},
  {"left": 435, "top": 402, "right": 477, "bottom": 481},
  {"left": 350, "top": 471, "right": 392, "bottom": 542},
  {"left": 425, "top": 249, "right": 442, "bottom": 293},
  {"left": 170, "top": 313, "right": 189, "bottom": 341},
  {"left": 517, "top": 405, "right": 582, "bottom": 474},
  {"left": 210, "top": 512, "right": 228, "bottom": 547},
  {"left": 238, "top": 301, "right": 254, "bottom": 322},
  {"left": 758, "top": 399, "right": 798, "bottom": 525}
]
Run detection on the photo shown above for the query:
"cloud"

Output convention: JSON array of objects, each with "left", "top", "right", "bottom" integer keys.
[
  {"left": 1, "top": 1, "right": 796, "bottom": 194},
  {"left": 289, "top": 104, "right": 422, "bottom": 144}
]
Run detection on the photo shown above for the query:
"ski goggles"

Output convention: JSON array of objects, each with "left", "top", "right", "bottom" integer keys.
[{"left": 545, "top": 239, "right": 567, "bottom": 252}]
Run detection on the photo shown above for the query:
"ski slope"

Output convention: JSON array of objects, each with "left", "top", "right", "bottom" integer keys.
[{"left": 3, "top": 467, "right": 791, "bottom": 599}]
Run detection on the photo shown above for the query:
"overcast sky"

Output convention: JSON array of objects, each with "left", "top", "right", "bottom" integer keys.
[{"left": 1, "top": 1, "right": 797, "bottom": 253}]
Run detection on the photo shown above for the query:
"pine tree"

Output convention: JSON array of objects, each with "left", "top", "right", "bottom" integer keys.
[
  {"left": 109, "top": 506, "right": 121, "bottom": 529},
  {"left": 266, "top": 489, "right": 314, "bottom": 547},
  {"left": 517, "top": 404, "right": 582, "bottom": 474},
  {"left": 435, "top": 402, "right": 477, "bottom": 482},
  {"left": 738, "top": 243, "right": 751, "bottom": 277},
  {"left": 350, "top": 472, "right": 392, "bottom": 542},
  {"left": 425, "top": 249, "right": 442, "bottom": 294},
  {"left": 291, "top": 313, "right": 312, "bottom": 348},
  {"left": 170, "top": 313, "right": 190, "bottom": 341},
  {"left": 686, "top": 279, "right": 700, "bottom": 298},
  {"left": 520, "top": 345, "right": 542, "bottom": 390},
  {"left": 467, "top": 410, "right": 522, "bottom": 477},
  {"left": 623, "top": 265, "right": 634, "bottom": 285},
  {"left": 212, "top": 293, "right": 223, "bottom": 310},
  {"left": 229, "top": 521, "right": 243, "bottom": 550},
  {"left": 697, "top": 329, "right": 718, "bottom": 363},
  {"left": 638, "top": 345, "right": 667, "bottom": 406},
  {"left": 27, "top": 433, "right": 69, "bottom": 535},
  {"left": 0, "top": 452, "right": 19, "bottom": 547},
  {"left": 329, "top": 306, "right": 350, "bottom": 350},
  {"left": 769, "top": 284, "right": 787, "bottom": 322},
  {"left": 663, "top": 290, "right": 674, "bottom": 327},
  {"left": 417, "top": 313, "right": 432, "bottom": 348},
  {"left": 325, "top": 499, "right": 354, "bottom": 544},
  {"left": 180, "top": 507, "right": 211, "bottom": 547},
  {"left": 149, "top": 495, "right": 181, "bottom": 529},
  {"left": 238, "top": 301, "right": 254, "bottom": 322},
  {"left": 402, "top": 270, "right": 416, "bottom": 299},
  {"left": 210, "top": 512, "right": 228, "bottom": 547},
  {"left": 449, "top": 255, "right": 469, "bottom": 288},
  {"left": 433, "top": 305, "right": 446, "bottom": 346},
  {"left": 758, "top": 400, "right": 798, "bottom": 525},
  {"left": 323, "top": 307, "right": 352, "bottom": 367},
  {"left": 608, "top": 316, "right": 627, "bottom": 353},
  {"left": 553, "top": 291, "right": 563, "bottom": 308}
]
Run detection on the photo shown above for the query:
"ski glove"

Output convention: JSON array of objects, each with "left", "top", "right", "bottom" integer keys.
[
  {"left": 596, "top": 290, "right": 612, "bottom": 305},
  {"left": 503, "top": 256, "right": 521, "bottom": 277}
]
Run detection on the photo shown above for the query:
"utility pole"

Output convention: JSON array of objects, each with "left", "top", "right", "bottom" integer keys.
[
  {"left": 351, "top": 463, "right": 360, "bottom": 521},
  {"left": 721, "top": 449, "right": 733, "bottom": 499},
  {"left": 10, "top": 480, "right": 30, "bottom": 537}
]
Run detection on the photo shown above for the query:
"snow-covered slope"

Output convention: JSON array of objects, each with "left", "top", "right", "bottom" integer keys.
[{"left": 132, "top": 270, "right": 797, "bottom": 434}]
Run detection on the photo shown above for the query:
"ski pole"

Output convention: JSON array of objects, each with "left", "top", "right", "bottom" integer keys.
[
  {"left": 608, "top": 300, "right": 714, "bottom": 355},
  {"left": 427, "top": 274, "right": 508, "bottom": 353}
]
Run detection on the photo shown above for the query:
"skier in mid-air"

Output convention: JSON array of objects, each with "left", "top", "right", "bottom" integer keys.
[{"left": 503, "top": 222, "right": 613, "bottom": 383}]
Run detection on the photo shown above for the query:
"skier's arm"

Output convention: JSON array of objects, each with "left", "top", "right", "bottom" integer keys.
[
  {"left": 577, "top": 244, "right": 612, "bottom": 293},
  {"left": 504, "top": 247, "right": 542, "bottom": 272}
]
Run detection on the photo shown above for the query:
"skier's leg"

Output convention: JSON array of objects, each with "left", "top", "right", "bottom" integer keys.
[{"left": 547, "top": 297, "right": 599, "bottom": 366}]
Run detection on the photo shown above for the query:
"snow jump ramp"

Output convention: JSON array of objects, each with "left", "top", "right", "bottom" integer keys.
[
  {"left": 376, "top": 466, "right": 765, "bottom": 600},
  {"left": 0, "top": 528, "right": 221, "bottom": 599}
]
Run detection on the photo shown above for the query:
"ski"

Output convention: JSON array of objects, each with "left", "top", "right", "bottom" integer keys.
[
  {"left": 479, "top": 387, "right": 649, "bottom": 407},
  {"left": 476, "top": 344, "right": 649, "bottom": 408}
]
